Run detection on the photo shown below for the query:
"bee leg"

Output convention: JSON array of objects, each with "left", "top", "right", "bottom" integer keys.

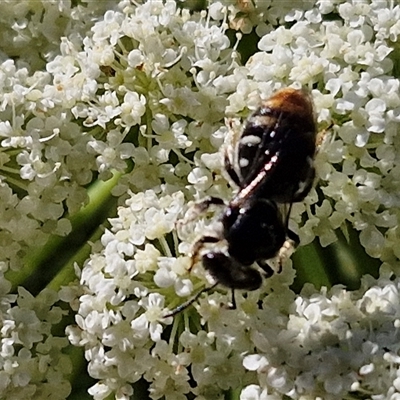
[
  {"left": 178, "top": 196, "right": 226, "bottom": 227},
  {"left": 223, "top": 289, "right": 237, "bottom": 310},
  {"left": 189, "top": 235, "right": 220, "bottom": 271},
  {"left": 224, "top": 118, "right": 242, "bottom": 187},
  {"left": 275, "top": 230, "right": 299, "bottom": 272},
  {"left": 316, "top": 121, "right": 334, "bottom": 150},
  {"left": 259, "top": 229, "right": 299, "bottom": 275},
  {"left": 187, "top": 197, "right": 226, "bottom": 223},
  {"left": 283, "top": 202, "right": 294, "bottom": 231},
  {"left": 257, "top": 260, "right": 274, "bottom": 278},
  {"left": 197, "top": 196, "right": 226, "bottom": 209},
  {"left": 287, "top": 228, "right": 300, "bottom": 247},
  {"left": 231, "top": 289, "right": 237, "bottom": 309},
  {"left": 224, "top": 150, "right": 241, "bottom": 187}
]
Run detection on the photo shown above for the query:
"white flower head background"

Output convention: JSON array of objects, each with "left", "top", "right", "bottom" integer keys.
[{"left": 1, "top": 1, "right": 400, "bottom": 400}]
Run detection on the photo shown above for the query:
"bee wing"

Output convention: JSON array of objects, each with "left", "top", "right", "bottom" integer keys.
[
  {"left": 236, "top": 109, "right": 317, "bottom": 203},
  {"left": 237, "top": 111, "right": 288, "bottom": 188}
]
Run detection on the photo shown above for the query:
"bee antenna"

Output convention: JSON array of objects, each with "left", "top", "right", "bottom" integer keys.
[{"left": 163, "top": 282, "right": 218, "bottom": 318}]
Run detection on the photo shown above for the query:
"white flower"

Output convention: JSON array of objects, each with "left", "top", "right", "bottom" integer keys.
[
  {"left": 2, "top": 0, "right": 400, "bottom": 399},
  {"left": 132, "top": 293, "right": 168, "bottom": 342},
  {"left": 120, "top": 92, "right": 146, "bottom": 127},
  {"left": 68, "top": 1, "right": 400, "bottom": 397},
  {"left": 0, "top": 284, "right": 71, "bottom": 399}
]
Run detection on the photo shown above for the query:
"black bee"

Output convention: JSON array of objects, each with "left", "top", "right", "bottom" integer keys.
[{"left": 166, "top": 88, "right": 318, "bottom": 316}]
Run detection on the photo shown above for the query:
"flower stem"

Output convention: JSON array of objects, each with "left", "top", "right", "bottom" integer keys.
[{"left": 6, "top": 172, "right": 121, "bottom": 294}]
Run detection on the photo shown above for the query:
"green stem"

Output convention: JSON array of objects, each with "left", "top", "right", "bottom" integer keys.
[
  {"left": 292, "top": 241, "right": 332, "bottom": 292},
  {"left": 329, "top": 226, "right": 380, "bottom": 290},
  {"left": 293, "top": 225, "right": 381, "bottom": 293},
  {"left": 6, "top": 172, "right": 121, "bottom": 294},
  {"left": 46, "top": 225, "right": 104, "bottom": 292},
  {"left": 65, "top": 345, "right": 95, "bottom": 400}
]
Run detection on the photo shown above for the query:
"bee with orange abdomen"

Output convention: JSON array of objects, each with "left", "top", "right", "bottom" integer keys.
[{"left": 167, "top": 88, "right": 319, "bottom": 316}]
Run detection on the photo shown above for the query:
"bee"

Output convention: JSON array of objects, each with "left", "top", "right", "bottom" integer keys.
[{"left": 166, "top": 88, "right": 318, "bottom": 316}]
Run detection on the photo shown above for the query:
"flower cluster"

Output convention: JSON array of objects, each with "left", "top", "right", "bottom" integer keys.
[
  {"left": 67, "top": 0, "right": 400, "bottom": 399},
  {"left": 242, "top": 269, "right": 400, "bottom": 399},
  {"left": 1, "top": 0, "right": 400, "bottom": 399},
  {"left": 67, "top": 190, "right": 191, "bottom": 398},
  {"left": 0, "top": 283, "right": 71, "bottom": 399},
  {"left": 69, "top": 185, "right": 300, "bottom": 399},
  {"left": 0, "top": 0, "right": 115, "bottom": 70}
]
